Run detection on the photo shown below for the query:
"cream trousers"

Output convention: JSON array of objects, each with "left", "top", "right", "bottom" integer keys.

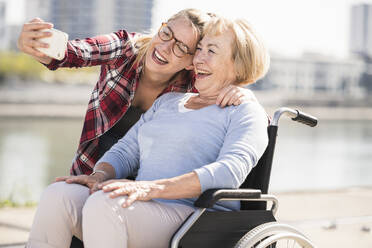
[{"left": 27, "top": 182, "right": 194, "bottom": 248}]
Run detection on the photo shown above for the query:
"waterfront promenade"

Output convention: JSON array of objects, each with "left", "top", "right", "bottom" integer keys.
[
  {"left": 0, "top": 187, "right": 371, "bottom": 247},
  {"left": 1, "top": 81, "right": 371, "bottom": 247},
  {"left": 1, "top": 81, "right": 372, "bottom": 120}
]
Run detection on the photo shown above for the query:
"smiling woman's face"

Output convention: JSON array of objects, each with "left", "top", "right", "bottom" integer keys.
[
  {"left": 192, "top": 29, "right": 236, "bottom": 94},
  {"left": 144, "top": 17, "right": 199, "bottom": 79}
]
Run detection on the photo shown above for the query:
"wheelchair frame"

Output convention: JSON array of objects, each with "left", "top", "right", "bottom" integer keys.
[{"left": 169, "top": 107, "right": 318, "bottom": 248}]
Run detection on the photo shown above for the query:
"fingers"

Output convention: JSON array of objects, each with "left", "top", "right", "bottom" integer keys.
[
  {"left": 30, "top": 17, "right": 45, "bottom": 23},
  {"left": 103, "top": 182, "right": 137, "bottom": 198},
  {"left": 217, "top": 85, "right": 241, "bottom": 107},
  {"left": 110, "top": 186, "right": 130, "bottom": 197},
  {"left": 122, "top": 192, "right": 139, "bottom": 208},
  {"left": 26, "top": 38, "right": 49, "bottom": 49},
  {"left": 55, "top": 175, "right": 87, "bottom": 185},
  {"left": 55, "top": 176, "right": 71, "bottom": 182},
  {"left": 238, "top": 88, "right": 257, "bottom": 104},
  {"left": 65, "top": 176, "right": 86, "bottom": 184},
  {"left": 23, "top": 19, "right": 53, "bottom": 32},
  {"left": 24, "top": 30, "right": 53, "bottom": 40},
  {"left": 99, "top": 181, "right": 124, "bottom": 192},
  {"left": 98, "top": 179, "right": 131, "bottom": 189},
  {"left": 217, "top": 86, "right": 258, "bottom": 107},
  {"left": 18, "top": 18, "right": 54, "bottom": 58},
  {"left": 226, "top": 89, "right": 243, "bottom": 106},
  {"left": 90, "top": 182, "right": 101, "bottom": 194},
  {"left": 98, "top": 179, "right": 116, "bottom": 189},
  {"left": 21, "top": 44, "right": 46, "bottom": 58},
  {"left": 216, "top": 85, "right": 231, "bottom": 106},
  {"left": 55, "top": 175, "right": 89, "bottom": 185}
]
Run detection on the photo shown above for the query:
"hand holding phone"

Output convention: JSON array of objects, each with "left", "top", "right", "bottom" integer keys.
[{"left": 36, "top": 28, "right": 68, "bottom": 61}]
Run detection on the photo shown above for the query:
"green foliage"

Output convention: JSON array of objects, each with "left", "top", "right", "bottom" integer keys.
[
  {"left": 0, "top": 199, "right": 37, "bottom": 208},
  {"left": 0, "top": 51, "right": 45, "bottom": 80},
  {"left": 0, "top": 50, "right": 99, "bottom": 83}
]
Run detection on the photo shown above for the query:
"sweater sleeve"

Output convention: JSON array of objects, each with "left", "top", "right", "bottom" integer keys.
[
  {"left": 45, "top": 30, "right": 136, "bottom": 70},
  {"left": 194, "top": 103, "right": 269, "bottom": 192},
  {"left": 96, "top": 96, "right": 161, "bottom": 179}
]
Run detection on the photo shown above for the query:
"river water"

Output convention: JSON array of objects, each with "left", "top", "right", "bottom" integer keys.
[{"left": 0, "top": 117, "right": 371, "bottom": 204}]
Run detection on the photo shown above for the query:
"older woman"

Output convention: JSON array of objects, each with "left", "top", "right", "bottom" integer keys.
[
  {"left": 18, "top": 9, "right": 254, "bottom": 178},
  {"left": 27, "top": 16, "right": 270, "bottom": 248}
]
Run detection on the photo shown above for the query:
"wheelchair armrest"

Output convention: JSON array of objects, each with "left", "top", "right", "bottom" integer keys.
[{"left": 194, "top": 188, "right": 262, "bottom": 208}]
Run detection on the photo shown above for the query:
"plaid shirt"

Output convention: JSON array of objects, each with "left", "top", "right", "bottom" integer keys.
[{"left": 46, "top": 30, "right": 196, "bottom": 175}]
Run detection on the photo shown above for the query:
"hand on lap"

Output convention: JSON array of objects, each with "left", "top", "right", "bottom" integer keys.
[
  {"left": 55, "top": 174, "right": 106, "bottom": 194},
  {"left": 98, "top": 179, "right": 164, "bottom": 208}
]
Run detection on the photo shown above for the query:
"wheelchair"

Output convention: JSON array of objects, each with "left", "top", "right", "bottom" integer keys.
[
  {"left": 169, "top": 107, "right": 318, "bottom": 248},
  {"left": 70, "top": 107, "right": 318, "bottom": 248}
]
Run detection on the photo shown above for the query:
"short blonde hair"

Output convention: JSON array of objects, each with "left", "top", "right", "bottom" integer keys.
[
  {"left": 131, "top": 9, "right": 213, "bottom": 69},
  {"left": 204, "top": 17, "right": 270, "bottom": 85}
]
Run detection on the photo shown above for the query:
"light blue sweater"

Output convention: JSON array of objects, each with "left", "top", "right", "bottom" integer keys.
[{"left": 97, "top": 92, "right": 268, "bottom": 211}]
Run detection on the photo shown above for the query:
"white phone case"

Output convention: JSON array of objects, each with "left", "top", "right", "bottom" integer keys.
[{"left": 36, "top": 28, "right": 68, "bottom": 61}]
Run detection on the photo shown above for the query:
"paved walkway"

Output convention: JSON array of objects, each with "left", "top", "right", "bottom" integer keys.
[{"left": 0, "top": 187, "right": 371, "bottom": 247}]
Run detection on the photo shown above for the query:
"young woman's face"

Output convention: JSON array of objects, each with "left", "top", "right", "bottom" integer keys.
[
  {"left": 145, "top": 17, "right": 199, "bottom": 79},
  {"left": 192, "top": 30, "right": 236, "bottom": 93}
]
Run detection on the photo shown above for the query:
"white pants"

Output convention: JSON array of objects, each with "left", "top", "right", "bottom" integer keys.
[{"left": 27, "top": 182, "right": 194, "bottom": 248}]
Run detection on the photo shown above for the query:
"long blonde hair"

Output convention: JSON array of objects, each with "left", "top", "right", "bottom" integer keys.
[
  {"left": 203, "top": 17, "right": 270, "bottom": 85},
  {"left": 130, "top": 9, "right": 213, "bottom": 69}
]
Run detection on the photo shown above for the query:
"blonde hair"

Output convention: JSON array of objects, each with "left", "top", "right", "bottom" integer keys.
[
  {"left": 131, "top": 9, "right": 213, "bottom": 69},
  {"left": 203, "top": 17, "right": 270, "bottom": 85}
]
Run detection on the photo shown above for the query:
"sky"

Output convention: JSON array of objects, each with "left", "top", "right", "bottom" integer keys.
[{"left": 3, "top": 0, "right": 372, "bottom": 58}]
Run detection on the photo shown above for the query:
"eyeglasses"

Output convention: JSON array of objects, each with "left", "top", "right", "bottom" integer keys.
[{"left": 158, "top": 23, "right": 194, "bottom": 58}]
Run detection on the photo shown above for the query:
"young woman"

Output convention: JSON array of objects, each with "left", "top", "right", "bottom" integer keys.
[
  {"left": 26, "top": 15, "right": 270, "bottom": 248},
  {"left": 17, "top": 9, "right": 256, "bottom": 181}
]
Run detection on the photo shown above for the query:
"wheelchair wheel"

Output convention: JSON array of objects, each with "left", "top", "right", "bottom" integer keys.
[{"left": 234, "top": 222, "right": 316, "bottom": 248}]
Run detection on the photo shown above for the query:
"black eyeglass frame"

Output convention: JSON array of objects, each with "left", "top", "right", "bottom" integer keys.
[{"left": 157, "top": 22, "right": 195, "bottom": 58}]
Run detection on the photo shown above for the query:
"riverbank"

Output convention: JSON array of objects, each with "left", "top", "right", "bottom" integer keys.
[
  {"left": 0, "top": 187, "right": 371, "bottom": 247},
  {"left": 1, "top": 81, "right": 372, "bottom": 120},
  {"left": 2, "top": 103, "right": 372, "bottom": 121}
]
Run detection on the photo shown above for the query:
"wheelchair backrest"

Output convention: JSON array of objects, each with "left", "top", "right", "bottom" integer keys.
[{"left": 240, "top": 125, "right": 278, "bottom": 210}]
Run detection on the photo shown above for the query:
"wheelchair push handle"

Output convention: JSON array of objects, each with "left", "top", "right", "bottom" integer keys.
[
  {"left": 271, "top": 107, "right": 318, "bottom": 127},
  {"left": 292, "top": 110, "right": 318, "bottom": 127}
]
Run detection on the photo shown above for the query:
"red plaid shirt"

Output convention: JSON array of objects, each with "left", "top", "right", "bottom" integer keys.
[{"left": 46, "top": 30, "right": 196, "bottom": 175}]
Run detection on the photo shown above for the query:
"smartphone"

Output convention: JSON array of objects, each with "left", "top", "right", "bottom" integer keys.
[{"left": 36, "top": 28, "right": 68, "bottom": 61}]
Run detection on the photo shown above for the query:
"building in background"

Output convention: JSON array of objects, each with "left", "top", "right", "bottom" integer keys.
[
  {"left": 350, "top": 3, "right": 372, "bottom": 61},
  {"left": 255, "top": 54, "right": 366, "bottom": 100},
  {"left": 95, "top": 0, "right": 153, "bottom": 35},
  {"left": 248, "top": 3, "right": 372, "bottom": 101},
  {"left": 24, "top": 0, "right": 154, "bottom": 40},
  {"left": 0, "top": 0, "right": 7, "bottom": 49},
  {"left": 1, "top": 0, "right": 370, "bottom": 100},
  {"left": 25, "top": 0, "right": 50, "bottom": 23}
]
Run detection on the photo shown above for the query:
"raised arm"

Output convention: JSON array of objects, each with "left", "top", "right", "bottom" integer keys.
[{"left": 18, "top": 18, "right": 135, "bottom": 70}]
